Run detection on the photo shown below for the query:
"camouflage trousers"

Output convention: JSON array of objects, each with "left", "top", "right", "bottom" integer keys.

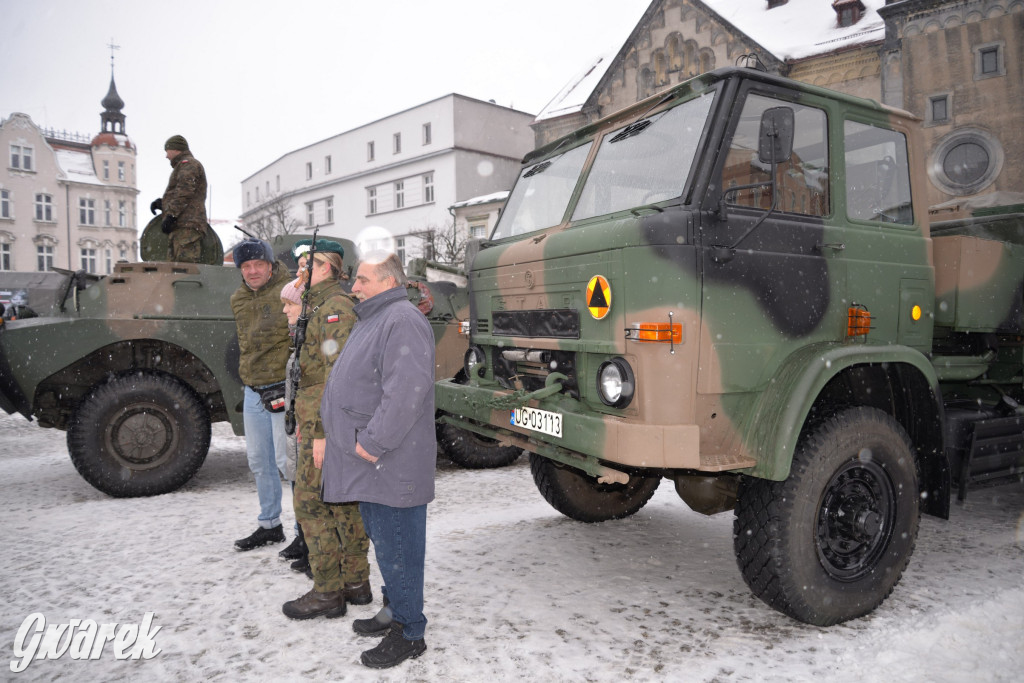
[
  {"left": 167, "top": 226, "right": 203, "bottom": 263},
  {"left": 294, "top": 426, "right": 369, "bottom": 592}
]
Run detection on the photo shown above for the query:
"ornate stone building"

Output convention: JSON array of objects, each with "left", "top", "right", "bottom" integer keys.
[{"left": 0, "top": 71, "right": 139, "bottom": 275}]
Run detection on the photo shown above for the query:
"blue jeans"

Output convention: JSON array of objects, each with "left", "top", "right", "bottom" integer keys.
[
  {"left": 242, "top": 386, "right": 289, "bottom": 528},
  {"left": 359, "top": 502, "right": 428, "bottom": 640}
]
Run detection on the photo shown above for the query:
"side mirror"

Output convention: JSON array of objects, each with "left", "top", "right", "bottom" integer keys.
[{"left": 758, "top": 107, "right": 795, "bottom": 164}]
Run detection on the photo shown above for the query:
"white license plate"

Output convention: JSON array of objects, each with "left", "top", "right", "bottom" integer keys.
[{"left": 510, "top": 406, "right": 562, "bottom": 438}]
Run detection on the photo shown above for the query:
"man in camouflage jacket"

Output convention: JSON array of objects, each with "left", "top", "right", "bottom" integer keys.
[
  {"left": 282, "top": 241, "right": 372, "bottom": 620},
  {"left": 150, "top": 135, "right": 208, "bottom": 263}
]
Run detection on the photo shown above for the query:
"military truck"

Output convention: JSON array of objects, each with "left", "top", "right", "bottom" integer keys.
[
  {"left": 0, "top": 230, "right": 512, "bottom": 498},
  {"left": 435, "top": 66, "right": 1024, "bottom": 626}
]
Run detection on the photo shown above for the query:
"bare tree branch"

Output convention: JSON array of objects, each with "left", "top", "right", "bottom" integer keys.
[{"left": 243, "top": 192, "right": 301, "bottom": 240}]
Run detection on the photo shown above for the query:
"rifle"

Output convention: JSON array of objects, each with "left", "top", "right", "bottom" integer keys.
[{"left": 284, "top": 227, "right": 319, "bottom": 436}]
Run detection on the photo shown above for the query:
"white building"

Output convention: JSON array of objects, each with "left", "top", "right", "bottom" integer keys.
[
  {"left": 0, "top": 73, "right": 139, "bottom": 274},
  {"left": 240, "top": 94, "right": 534, "bottom": 265}
]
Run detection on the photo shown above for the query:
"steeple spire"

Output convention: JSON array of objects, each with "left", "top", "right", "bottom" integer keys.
[{"left": 100, "top": 39, "right": 125, "bottom": 134}]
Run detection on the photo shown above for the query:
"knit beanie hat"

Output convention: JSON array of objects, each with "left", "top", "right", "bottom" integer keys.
[
  {"left": 232, "top": 237, "right": 274, "bottom": 267},
  {"left": 280, "top": 278, "right": 304, "bottom": 304},
  {"left": 164, "top": 135, "right": 189, "bottom": 151}
]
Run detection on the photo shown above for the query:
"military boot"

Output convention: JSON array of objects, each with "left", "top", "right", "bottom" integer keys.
[
  {"left": 234, "top": 525, "right": 285, "bottom": 551},
  {"left": 343, "top": 581, "right": 373, "bottom": 606},
  {"left": 282, "top": 588, "right": 347, "bottom": 620},
  {"left": 360, "top": 622, "right": 426, "bottom": 669},
  {"left": 279, "top": 526, "right": 306, "bottom": 560}
]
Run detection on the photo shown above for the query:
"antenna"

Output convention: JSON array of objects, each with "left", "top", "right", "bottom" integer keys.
[{"left": 107, "top": 38, "right": 120, "bottom": 73}]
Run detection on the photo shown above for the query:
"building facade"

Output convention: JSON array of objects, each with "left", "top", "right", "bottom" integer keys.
[
  {"left": 240, "top": 94, "right": 535, "bottom": 265},
  {"left": 0, "top": 74, "right": 139, "bottom": 274}
]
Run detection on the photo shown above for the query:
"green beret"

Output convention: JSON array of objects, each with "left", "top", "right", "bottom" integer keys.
[
  {"left": 292, "top": 239, "right": 312, "bottom": 259},
  {"left": 294, "top": 238, "right": 344, "bottom": 259},
  {"left": 164, "top": 135, "right": 189, "bottom": 151}
]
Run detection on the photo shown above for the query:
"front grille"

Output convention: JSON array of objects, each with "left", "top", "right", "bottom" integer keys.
[{"left": 492, "top": 309, "right": 580, "bottom": 339}]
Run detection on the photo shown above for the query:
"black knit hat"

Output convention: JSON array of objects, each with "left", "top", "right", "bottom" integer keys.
[
  {"left": 164, "top": 135, "right": 189, "bottom": 151},
  {"left": 232, "top": 238, "right": 274, "bottom": 267}
]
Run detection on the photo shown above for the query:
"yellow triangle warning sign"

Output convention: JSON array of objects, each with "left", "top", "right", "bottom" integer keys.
[{"left": 586, "top": 275, "right": 611, "bottom": 320}]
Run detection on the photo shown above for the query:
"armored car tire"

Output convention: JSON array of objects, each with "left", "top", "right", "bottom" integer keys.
[
  {"left": 67, "top": 373, "right": 211, "bottom": 497},
  {"left": 733, "top": 407, "right": 920, "bottom": 626},
  {"left": 529, "top": 453, "right": 660, "bottom": 523},
  {"left": 439, "top": 423, "right": 522, "bottom": 469}
]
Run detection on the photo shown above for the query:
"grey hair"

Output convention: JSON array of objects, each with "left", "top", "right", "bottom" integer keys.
[{"left": 362, "top": 250, "right": 407, "bottom": 287}]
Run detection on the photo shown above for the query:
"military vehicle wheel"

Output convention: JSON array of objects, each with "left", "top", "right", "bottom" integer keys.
[
  {"left": 733, "top": 407, "right": 920, "bottom": 626},
  {"left": 440, "top": 423, "right": 522, "bottom": 469},
  {"left": 529, "top": 453, "right": 660, "bottom": 523},
  {"left": 67, "top": 373, "right": 211, "bottom": 497}
]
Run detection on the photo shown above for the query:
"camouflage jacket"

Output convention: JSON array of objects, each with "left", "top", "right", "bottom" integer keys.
[
  {"left": 295, "top": 279, "right": 356, "bottom": 440},
  {"left": 230, "top": 261, "right": 291, "bottom": 387},
  {"left": 162, "top": 151, "right": 208, "bottom": 233}
]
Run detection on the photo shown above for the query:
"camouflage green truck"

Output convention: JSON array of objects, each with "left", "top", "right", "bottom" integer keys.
[
  {"left": 0, "top": 232, "right": 508, "bottom": 498},
  {"left": 435, "top": 66, "right": 1024, "bottom": 626}
]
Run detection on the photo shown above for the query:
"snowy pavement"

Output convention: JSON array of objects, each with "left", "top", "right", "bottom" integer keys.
[{"left": 2, "top": 411, "right": 1022, "bottom": 682}]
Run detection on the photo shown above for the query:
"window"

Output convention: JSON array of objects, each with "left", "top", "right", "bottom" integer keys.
[
  {"left": 367, "top": 188, "right": 377, "bottom": 215},
  {"left": 79, "top": 198, "right": 96, "bottom": 225},
  {"left": 105, "top": 249, "right": 113, "bottom": 274},
  {"left": 0, "top": 189, "right": 10, "bottom": 218},
  {"left": 306, "top": 202, "right": 315, "bottom": 226},
  {"left": 10, "top": 144, "right": 33, "bottom": 171},
  {"left": 104, "top": 200, "right": 112, "bottom": 226},
  {"left": 929, "top": 128, "right": 1004, "bottom": 196},
  {"left": 1, "top": 242, "right": 10, "bottom": 271},
  {"left": 103, "top": 160, "right": 110, "bottom": 180},
  {"left": 37, "top": 244, "right": 54, "bottom": 271},
  {"left": 246, "top": 191, "right": 251, "bottom": 207},
  {"left": 928, "top": 95, "right": 949, "bottom": 125},
  {"left": 844, "top": 120, "right": 913, "bottom": 225},
  {"left": 118, "top": 200, "right": 126, "bottom": 227},
  {"left": 470, "top": 223, "right": 487, "bottom": 239},
  {"left": 393, "top": 133, "right": 401, "bottom": 155},
  {"left": 974, "top": 43, "right": 1005, "bottom": 80},
  {"left": 35, "top": 194, "right": 53, "bottom": 221},
  {"left": 325, "top": 155, "right": 332, "bottom": 174},
  {"left": 367, "top": 141, "right": 375, "bottom": 162},
  {"left": 305, "top": 162, "right": 313, "bottom": 180},
  {"left": 423, "top": 174, "right": 434, "bottom": 203},
  {"left": 423, "top": 123, "right": 432, "bottom": 146},
  {"left": 325, "top": 197, "right": 334, "bottom": 224},
  {"left": 118, "top": 161, "right": 125, "bottom": 181},
  {"left": 394, "top": 181, "right": 405, "bottom": 209},
  {"left": 396, "top": 237, "right": 406, "bottom": 266},
  {"left": 119, "top": 248, "right": 127, "bottom": 260},
  {"left": 255, "top": 186, "right": 260, "bottom": 201},
  {"left": 266, "top": 181, "right": 270, "bottom": 195},
  {"left": 80, "top": 247, "right": 97, "bottom": 273},
  {"left": 275, "top": 175, "right": 280, "bottom": 192},
  {"left": 719, "top": 93, "right": 829, "bottom": 217}
]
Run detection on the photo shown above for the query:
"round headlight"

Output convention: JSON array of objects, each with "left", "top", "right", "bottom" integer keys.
[
  {"left": 597, "top": 358, "right": 635, "bottom": 408},
  {"left": 464, "top": 345, "right": 486, "bottom": 378}
]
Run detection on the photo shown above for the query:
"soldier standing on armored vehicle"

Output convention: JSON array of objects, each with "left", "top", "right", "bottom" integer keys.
[
  {"left": 149, "top": 135, "right": 208, "bottom": 263},
  {"left": 230, "top": 238, "right": 293, "bottom": 551},
  {"left": 281, "top": 239, "right": 372, "bottom": 620}
]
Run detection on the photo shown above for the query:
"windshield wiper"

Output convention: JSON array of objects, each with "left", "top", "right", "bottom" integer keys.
[{"left": 523, "top": 160, "right": 552, "bottom": 178}]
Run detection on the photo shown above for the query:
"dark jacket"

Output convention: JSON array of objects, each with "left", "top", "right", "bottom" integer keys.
[
  {"left": 229, "top": 261, "right": 291, "bottom": 387},
  {"left": 162, "top": 151, "right": 208, "bottom": 233},
  {"left": 321, "top": 286, "right": 436, "bottom": 507}
]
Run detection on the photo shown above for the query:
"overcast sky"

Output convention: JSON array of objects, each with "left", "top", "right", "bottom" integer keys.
[{"left": 0, "top": 0, "right": 650, "bottom": 241}]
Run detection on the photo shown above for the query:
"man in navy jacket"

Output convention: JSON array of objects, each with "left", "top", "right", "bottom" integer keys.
[{"left": 321, "top": 251, "right": 436, "bottom": 669}]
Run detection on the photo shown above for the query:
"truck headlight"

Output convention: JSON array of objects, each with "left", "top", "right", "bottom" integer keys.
[
  {"left": 464, "top": 345, "right": 486, "bottom": 378},
  {"left": 597, "top": 358, "right": 634, "bottom": 408}
]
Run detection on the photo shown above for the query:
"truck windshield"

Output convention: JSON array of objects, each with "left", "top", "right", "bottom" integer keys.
[
  {"left": 573, "top": 92, "right": 716, "bottom": 222},
  {"left": 491, "top": 143, "right": 593, "bottom": 240}
]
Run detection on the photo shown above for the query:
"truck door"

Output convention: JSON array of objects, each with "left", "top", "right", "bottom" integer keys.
[{"left": 696, "top": 86, "right": 846, "bottom": 434}]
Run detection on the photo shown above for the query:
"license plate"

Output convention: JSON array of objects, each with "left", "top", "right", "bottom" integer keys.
[{"left": 510, "top": 406, "right": 562, "bottom": 438}]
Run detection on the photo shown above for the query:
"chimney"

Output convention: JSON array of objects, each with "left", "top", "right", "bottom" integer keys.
[{"left": 832, "top": 0, "right": 866, "bottom": 27}]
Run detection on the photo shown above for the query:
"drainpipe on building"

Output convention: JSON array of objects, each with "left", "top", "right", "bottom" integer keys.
[{"left": 65, "top": 185, "right": 72, "bottom": 269}]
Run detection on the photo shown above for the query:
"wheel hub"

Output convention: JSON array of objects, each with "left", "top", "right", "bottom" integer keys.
[{"left": 107, "top": 406, "right": 177, "bottom": 468}]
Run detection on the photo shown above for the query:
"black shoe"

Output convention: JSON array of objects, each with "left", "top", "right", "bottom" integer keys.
[
  {"left": 353, "top": 602, "right": 392, "bottom": 637},
  {"left": 344, "top": 581, "right": 373, "bottom": 606},
  {"left": 282, "top": 588, "right": 347, "bottom": 620},
  {"left": 279, "top": 528, "right": 306, "bottom": 560},
  {"left": 360, "top": 623, "right": 426, "bottom": 669},
  {"left": 290, "top": 555, "right": 310, "bottom": 574},
  {"left": 234, "top": 525, "right": 285, "bottom": 551}
]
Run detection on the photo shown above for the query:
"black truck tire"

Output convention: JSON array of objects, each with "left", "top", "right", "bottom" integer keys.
[
  {"left": 67, "top": 373, "right": 211, "bottom": 497},
  {"left": 733, "top": 407, "right": 920, "bottom": 626},
  {"left": 439, "top": 423, "right": 522, "bottom": 469},
  {"left": 529, "top": 453, "right": 660, "bottom": 522}
]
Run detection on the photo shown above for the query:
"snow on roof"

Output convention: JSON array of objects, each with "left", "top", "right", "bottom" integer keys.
[
  {"left": 450, "top": 191, "right": 509, "bottom": 210},
  {"left": 54, "top": 148, "right": 104, "bottom": 186},
  {"left": 704, "top": 0, "right": 885, "bottom": 61}
]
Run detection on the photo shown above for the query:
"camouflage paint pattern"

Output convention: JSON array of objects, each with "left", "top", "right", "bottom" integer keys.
[{"left": 435, "top": 67, "right": 1023, "bottom": 500}]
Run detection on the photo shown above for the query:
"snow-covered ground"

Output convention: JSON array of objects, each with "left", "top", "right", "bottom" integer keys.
[{"left": 2, "top": 410, "right": 1022, "bottom": 682}]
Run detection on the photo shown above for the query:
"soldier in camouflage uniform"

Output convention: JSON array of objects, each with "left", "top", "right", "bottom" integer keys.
[
  {"left": 149, "top": 135, "right": 208, "bottom": 263},
  {"left": 282, "top": 240, "right": 372, "bottom": 621}
]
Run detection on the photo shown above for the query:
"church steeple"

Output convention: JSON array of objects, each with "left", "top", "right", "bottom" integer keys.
[{"left": 100, "top": 40, "right": 125, "bottom": 134}]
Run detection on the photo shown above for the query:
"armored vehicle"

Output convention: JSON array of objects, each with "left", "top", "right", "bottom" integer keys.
[
  {"left": 0, "top": 231, "right": 508, "bottom": 498},
  {"left": 436, "top": 67, "right": 1024, "bottom": 626}
]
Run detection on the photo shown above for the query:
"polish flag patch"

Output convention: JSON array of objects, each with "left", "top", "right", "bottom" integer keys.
[{"left": 326, "top": 314, "right": 340, "bottom": 323}]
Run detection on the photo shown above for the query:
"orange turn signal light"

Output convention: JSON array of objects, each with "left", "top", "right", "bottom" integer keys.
[
  {"left": 847, "top": 306, "right": 871, "bottom": 338},
  {"left": 625, "top": 322, "right": 683, "bottom": 343}
]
